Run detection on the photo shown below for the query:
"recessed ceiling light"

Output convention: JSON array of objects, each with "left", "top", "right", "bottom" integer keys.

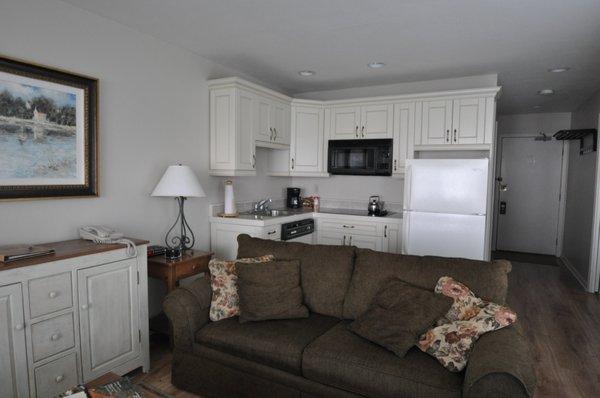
[
  {"left": 532, "top": 105, "right": 542, "bottom": 109},
  {"left": 367, "top": 62, "right": 385, "bottom": 69},
  {"left": 548, "top": 67, "right": 570, "bottom": 73},
  {"left": 298, "top": 70, "right": 316, "bottom": 77},
  {"left": 537, "top": 89, "right": 554, "bottom": 96}
]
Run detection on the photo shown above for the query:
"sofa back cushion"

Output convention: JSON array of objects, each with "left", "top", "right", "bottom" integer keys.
[
  {"left": 343, "top": 249, "right": 511, "bottom": 319},
  {"left": 237, "top": 234, "right": 355, "bottom": 318}
]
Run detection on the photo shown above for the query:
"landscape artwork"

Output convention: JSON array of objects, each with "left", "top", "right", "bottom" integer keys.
[{"left": 0, "top": 56, "right": 97, "bottom": 199}]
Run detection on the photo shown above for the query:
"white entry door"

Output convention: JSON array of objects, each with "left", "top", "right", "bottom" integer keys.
[{"left": 496, "top": 137, "right": 564, "bottom": 255}]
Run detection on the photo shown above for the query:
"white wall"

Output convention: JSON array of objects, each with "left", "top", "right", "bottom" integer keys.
[
  {"left": 497, "top": 113, "right": 572, "bottom": 136},
  {"left": 0, "top": 0, "right": 289, "bottom": 315},
  {"left": 563, "top": 90, "right": 600, "bottom": 289}
]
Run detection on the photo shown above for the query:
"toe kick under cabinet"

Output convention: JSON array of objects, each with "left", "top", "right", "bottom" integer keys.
[{"left": 0, "top": 239, "right": 149, "bottom": 398}]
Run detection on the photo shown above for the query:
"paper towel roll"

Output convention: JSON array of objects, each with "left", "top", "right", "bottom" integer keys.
[{"left": 224, "top": 180, "right": 237, "bottom": 215}]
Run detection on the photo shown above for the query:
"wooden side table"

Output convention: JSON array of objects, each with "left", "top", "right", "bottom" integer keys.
[{"left": 148, "top": 249, "right": 213, "bottom": 337}]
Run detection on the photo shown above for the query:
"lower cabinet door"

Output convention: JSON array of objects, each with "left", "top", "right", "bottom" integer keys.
[
  {"left": 317, "top": 230, "right": 347, "bottom": 246},
  {"left": 0, "top": 284, "right": 29, "bottom": 398},
  {"left": 78, "top": 258, "right": 140, "bottom": 381},
  {"left": 348, "top": 234, "right": 383, "bottom": 251}
]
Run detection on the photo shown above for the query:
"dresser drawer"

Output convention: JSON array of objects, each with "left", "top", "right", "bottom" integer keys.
[
  {"left": 34, "top": 352, "right": 78, "bottom": 398},
  {"left": 318, "top": 219, "right": 381, "bottom": 236},
  {"left": 31, "top": 312, "right": 75, "bottom": 362},
  {"left": 29, "top": 272, "right": 73, "bottom": 318}
]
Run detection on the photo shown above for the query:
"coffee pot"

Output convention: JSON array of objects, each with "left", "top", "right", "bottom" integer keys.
[{"left": 368, "top": 195, "right": 383, "bottom": 216}]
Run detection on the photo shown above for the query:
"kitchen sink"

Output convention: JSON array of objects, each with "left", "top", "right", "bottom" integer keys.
[{"left": 240, "top": 209, "right": 290, "bottom": 218}]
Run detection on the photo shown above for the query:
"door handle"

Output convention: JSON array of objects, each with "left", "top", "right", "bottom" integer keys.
[
  {"left": 384, "top": 225, "right": 388, "bottom": 238},
  {"left": 446, "top": 129, "right": 450, "bottom": 142},
  {"left": 393, "top": 159, "right": 397, "bottom": 171},
  {"left": 499, "top": 201, "right": 507, "bottom": 215},
  {"left": 355, "top": 126, "right": 359, "bottom": 138},
  {"left": 343, "top": 236, "right": 346, "bottom": 245},
  {"left": 291, "top": 158, "right": 295, "bottom": 170},
  {"left": 274, "top": 128, "right": 277, "bottom": 141},
  {"left": 349, "top": 236, "right": 353, "bottom": 245},
  {"left": 361, "top": 126, "right": 365, "bottom": 138},
  {"left": 453, "top": 129, "right": 457, "bottom": 142}
]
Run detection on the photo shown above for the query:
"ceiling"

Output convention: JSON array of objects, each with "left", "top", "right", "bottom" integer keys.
[{"left": 63, "top": 0, "right": 600, "bottom": 114}]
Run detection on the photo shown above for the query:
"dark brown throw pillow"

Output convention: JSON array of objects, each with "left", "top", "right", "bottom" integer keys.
[
  {"left": 349, "top": 279, "right": 453, "bottom": 357},
  {"left": 237, "top": 259, "right": 309, "bottom": 323}
]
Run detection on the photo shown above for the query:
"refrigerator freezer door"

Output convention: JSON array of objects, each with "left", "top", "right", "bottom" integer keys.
[
  {"left": 403, "top": 211, "right": 486, "bottom": 260},
  {"left": 404, "top": 159, "right": 488, "bottom": 215}
]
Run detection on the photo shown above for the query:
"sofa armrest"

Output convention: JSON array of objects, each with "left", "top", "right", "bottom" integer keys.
[
  {"left": 463, "top": 325, "right": 536, "bottom": 398},
  {"left": 163, "top": 276, "right": 212, "bottom": 350}
]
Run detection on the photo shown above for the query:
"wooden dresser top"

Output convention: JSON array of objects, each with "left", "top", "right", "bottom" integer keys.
[{"left": 0, "top": 238, "right": 148, "bottom": 272}]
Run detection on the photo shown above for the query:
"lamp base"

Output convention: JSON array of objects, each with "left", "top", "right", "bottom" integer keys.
[
  {"left": 165, "top": 248, "right": 182, "bottom": 260},
  {"left": 164, "top": 196, "right": 196, "bottom": 251}
]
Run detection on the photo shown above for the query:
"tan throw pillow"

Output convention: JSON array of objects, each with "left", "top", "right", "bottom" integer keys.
[
  {"left": 208, "top": 255, "right": 274, "bottom": 321},
  {"left": 417, "top": 276, "right": 517, "bottom": 372},
  {"left": 349, "top": 279, "right": 452, "bottom": 357},
  {"left": 236, "top": 259, "right": 309, "bottom": 323}
]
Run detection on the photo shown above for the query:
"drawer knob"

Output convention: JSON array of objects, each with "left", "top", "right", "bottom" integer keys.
[
  {"left": 48, "top": 291, "right": 58, "bottom": 299},
  {"left": 50, "top": 333, "right": 61, "bottom": 341},
  {"left": 14, "top": 323, "right": 24, "bottom": 331},
  {"left": 55, "top": 375, "right": 64, "bottom": 383},
  {"left": 192, "top": 264, "right": 198, "bottom": 270},
  {"left": 81, "top": 304, "right": 89, "bottom": 310}
]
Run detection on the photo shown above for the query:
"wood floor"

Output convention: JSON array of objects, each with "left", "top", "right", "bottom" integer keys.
[{"left": 129, "top": 260, "right": 600, "bottom": 398}]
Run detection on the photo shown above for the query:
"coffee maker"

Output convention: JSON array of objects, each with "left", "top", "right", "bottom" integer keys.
[{"left": 287, "top": 187, "right": 301, "bottom": 209}]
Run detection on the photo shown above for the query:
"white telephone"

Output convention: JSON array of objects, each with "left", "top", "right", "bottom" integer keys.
[{"left": 79, "top": 226, "right": 137, "bottom": 257}]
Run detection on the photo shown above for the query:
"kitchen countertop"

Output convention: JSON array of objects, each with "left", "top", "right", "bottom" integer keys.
[{"left": 210, "top": 207, "right": 402, "bottom": 226}]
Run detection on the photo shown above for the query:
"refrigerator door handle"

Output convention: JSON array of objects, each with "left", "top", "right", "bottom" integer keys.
[{"left": 403, "top": 163, "right": 412, "bottom": 211}]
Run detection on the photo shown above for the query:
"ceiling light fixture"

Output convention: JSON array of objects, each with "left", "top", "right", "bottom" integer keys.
[
  {"left": 367, "top": 62, "right": 385, "bottom": 69},
  {"left": 537, "top": 89, "right": 555, "bottom": 96},
  {"left": 532, "top": 105, "right": 542, "bottom": 109},
  {"left": 298, "top": 70, "right": 316, "bottom": 77},
  {"left": 548, "top": 67, "right": 570, "bottom": 73}
]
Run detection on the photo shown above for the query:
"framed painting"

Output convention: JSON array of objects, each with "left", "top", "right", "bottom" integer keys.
[{"left": 0, "top": 55, "right": 98, "bottom": 200}]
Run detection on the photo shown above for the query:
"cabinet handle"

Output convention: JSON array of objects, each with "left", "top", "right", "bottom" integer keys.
[
  {"left": 48, "top": 291, "right": 58, "bottom": 299},
  {"left": 355, "top": 126, "right": 359, "bottom": 138},
  {"left": 342, "top": 224, "right": 355, "bottom": 229},
  {"left": 291, "top": 158, "right": 295, "bottom": 170},
  {"left": 343, "top": 236, "right": 346, "bottom": 246},
  {"left": 446, "top": 129, "right": 450, "bottom": 142},
  {"left": 393, "top": 160, "right": 397, "bottom": 171},
  {"left": 274, "top": 128, "right": 277, "bottom": 140},
  {"left": 50, "top": 333, "right": 61, "bottom": 341},
  {"left": 361, "top": 126, "right": 365, "bottom": 138},
  {"left": 267, "top": 230, "right": 276, "bottom": 235},
  {"left": 81, "top": 304, "right": 89, "bottom": 310},
  {"left": 252, "top": 154, "right": 256, "bottom": 168},
  {"left": 269, "top": 127, "right": 273, "bottom": 140},
  {"left": 14, "top": 323, "right": 24, "bottom": 331},
  {"left": 384, "top": 225, "right": 388, "bottom": 238},
  {"left": 453, "top": 129, "right": 457, "bottom": 142},
  {"left": 349, "top": 236, "right": 353, "bottom": 245},
  {"left": 55, "top": 375, "right": 64, "bottom": 383}
]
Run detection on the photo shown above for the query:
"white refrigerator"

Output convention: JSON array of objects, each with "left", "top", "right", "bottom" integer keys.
[{"left": 402, "top": 159, "right": 489, "bottom": 260}]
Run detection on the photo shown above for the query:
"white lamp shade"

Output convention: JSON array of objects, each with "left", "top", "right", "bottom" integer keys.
[{"left": 151, "top": 165, "right": 206, "bottom": 198}]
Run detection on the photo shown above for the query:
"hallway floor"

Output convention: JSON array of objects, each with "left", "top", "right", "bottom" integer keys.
[{"left": 131, "top": 259, "right": 600, "bottom": 398}]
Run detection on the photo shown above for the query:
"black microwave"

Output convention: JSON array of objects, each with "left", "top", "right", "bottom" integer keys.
[{"left": 328, "top": 139, "right": 393, "bottom": 176}]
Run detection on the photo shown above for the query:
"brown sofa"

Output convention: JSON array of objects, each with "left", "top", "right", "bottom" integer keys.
[{"left": 163, "top": 234, "right": 536, "bottom": 398}]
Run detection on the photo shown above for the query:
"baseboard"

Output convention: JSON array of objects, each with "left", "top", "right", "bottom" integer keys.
[{"left": 559, "top": 256, "right": 589, "bottom": 291}]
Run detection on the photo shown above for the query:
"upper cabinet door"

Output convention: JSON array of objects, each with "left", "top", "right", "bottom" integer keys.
[
  {"left": 0, "top": 284, "right": 29, "bottom": 398},
  {"left": 360, "top": 104, "right": 393, "bottom": 139},
  {"left": 420, "top": 99, "right": 453, "bottom": 145},
  {"left": 271, "top": 101, "right": 290, "bottom": 145},
  {"left": 331, "top": 106, "right": 361, "bottom": 139},
  {"left": 290, "top": 106, "right": 324, "bottom": 174},
  {"left": 256, "top": 96, "right": 272, "bottom": 143},
  {"left": 452, "top": 97, "right": 486, "bottom": 145},
  {"left": 237, "top": 90, "right": 256, "bottom": 171},
  {"left": 78, "top": 258, "right": 140, "bottom": 381},
  {"left": 392, "top": 102, "right": 415, "bottom": 175}
]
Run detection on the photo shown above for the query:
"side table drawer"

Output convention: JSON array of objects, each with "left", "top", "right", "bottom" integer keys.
[
  {"left": 29, "top": 272, "right": 73, "bottom": 318},
  {"left": 34, "top": 352, "right": 78, "bottom": 398},
  {"left": 175, "top": 259, "right": 208, "bottom": 279},
  {"left": 31, "top": 312, "right": 76, "bottom": 362}
]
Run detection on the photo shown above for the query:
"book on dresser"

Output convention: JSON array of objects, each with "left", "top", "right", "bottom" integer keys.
[
  {"left": 0, "top": 244, "right": 55, "bottom": 263},
  {"left": 0, "top": 238, "right": 150, "bottom": 398}
]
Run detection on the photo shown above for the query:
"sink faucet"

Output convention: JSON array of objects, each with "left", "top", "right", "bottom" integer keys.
[{"left": 255, "top": 198, "right": 272, "bottom": 212}]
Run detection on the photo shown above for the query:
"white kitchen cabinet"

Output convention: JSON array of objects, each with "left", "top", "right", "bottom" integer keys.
[
  {"left": 262, "top": 224, "right": 281, "bottom": 241},
  {"left": 210, "top": 223, "right": 267, "bottom": 260},
  {"left": 383, "top": 223, "right": 401, "bottom": 254},
  {"left": 316, "top": 216, "right": 401, "bottom": 253},
  {"left": 452, "top": 97, "right": 486, "bottom": 145},
  {"left": 256, "top": 96, "right": 272, "bottom": 143},
  {"left": 78, "top": 258, "right": 141, "bottom": 381},
  {"left": 0, "top": 284, "right": 29, "bottom": 398},
  {"left": 392, "top": 102, "right": 416, "bottom": 176},
  {"left": 290, "top": 104, "right": 327, "bottom": 176},
  {"left": 346, "top": 234, "right": 383, "bottom": 251},
  {"left": 256, "top": 96, "right": 290, "bottom": 146},
  {"left": 331, "top": 103, "right": 393, "bottom": 140},
  {"left": 209, "top": 86, "right": 256, "bottom": 176},
  {"left": 420, "top": 99, "right": 453, "bottom": 145},
  {"left": 316, "top": 230, "right": 347, "bottom": 246}
]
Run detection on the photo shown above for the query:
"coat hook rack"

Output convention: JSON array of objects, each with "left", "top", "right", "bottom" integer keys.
[{"left": 553, "top": 129, "right": 597, "bottom": 155}]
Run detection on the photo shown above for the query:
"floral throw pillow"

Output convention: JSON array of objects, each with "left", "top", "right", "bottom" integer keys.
[
  {"left": 208, "top": 255, "right": 274, "bottom": 321},
  {"left": 417, "top": 276, "right": 517, "bottom": 372}
]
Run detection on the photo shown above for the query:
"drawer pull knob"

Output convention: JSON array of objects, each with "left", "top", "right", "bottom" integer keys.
[
  {"left": 48, "top": 291, "right": 58, "bottom": 299},
  {"left": 50, "top": 333, "right": 61, "bottom": 341},
  {"left": 55, "top": 375, "right": 64, "bottom": 383},
  {"left": 81, "top": 304, "right": 89, "bottom": 310},
  {"left": 14, "top": 323, "right": 24, "bottom": 331}
]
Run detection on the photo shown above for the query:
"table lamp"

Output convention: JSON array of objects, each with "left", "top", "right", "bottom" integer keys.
[{"left": 151, "top": 164, "right": 206, "bottom": 253}]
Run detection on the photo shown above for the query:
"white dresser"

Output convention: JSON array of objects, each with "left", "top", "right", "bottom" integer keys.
[{"left": 0, "top": 239, "right": 149, "bottom": 398}]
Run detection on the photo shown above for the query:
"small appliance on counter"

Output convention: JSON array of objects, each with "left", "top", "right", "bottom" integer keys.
[
  {"left": 223, "top": 179, "right": 238, "bottom": 216},
  {"left": 287, "top": 187, "right": 302, "bottom": 209},
  {"left": 328, "top": 139, "right": 392, "bottom": 176},
  {"left": 368, "top": 195, "right": 387, "bottom": 216}
]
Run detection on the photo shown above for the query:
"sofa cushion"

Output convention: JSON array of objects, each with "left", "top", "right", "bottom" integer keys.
[
  {"left": 343, "top": 249, "right": 511, "bottom": 319},
  {"left": 302, "top": 321, "right": 463, "bottom": 398},
  {"left": 237, "top": 234, "right": 355, "bottom": 318},
  {"left": 196, "top": 313, "right": 340, "bottom": 375},
  {"left": 237, "top": 259, "right": 309, "bottom": 323},
  {"left": 349, "top": 279, "right": 453, "bottom": 357}
]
